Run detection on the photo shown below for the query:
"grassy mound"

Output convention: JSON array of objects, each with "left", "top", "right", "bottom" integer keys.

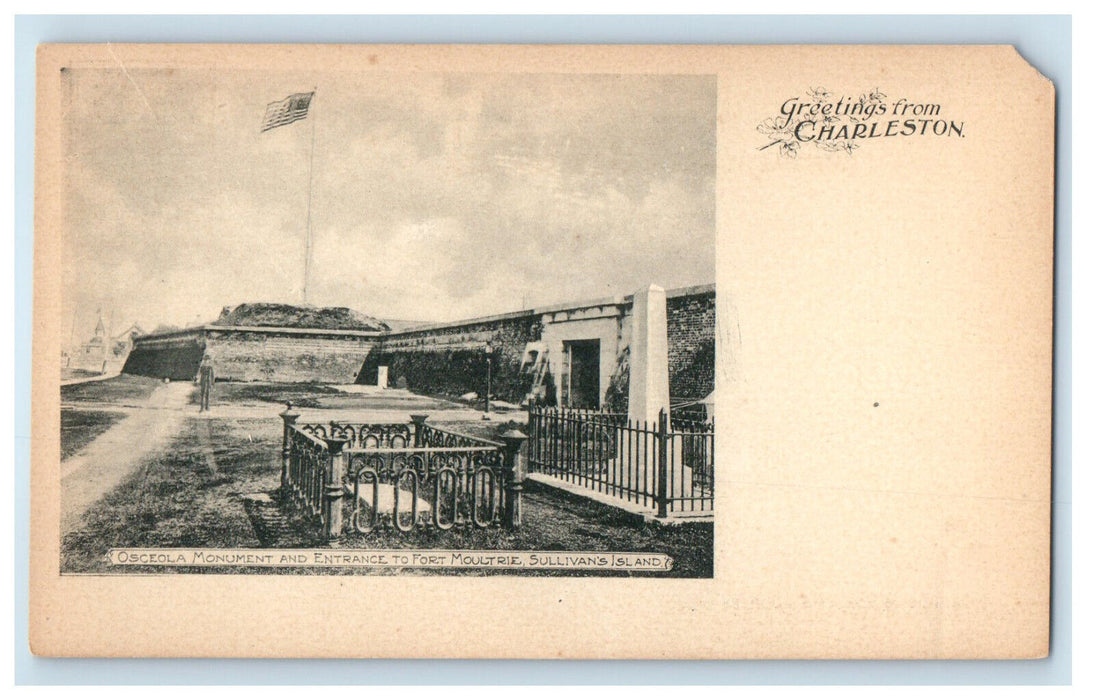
[{"left": 213, "top": 303, "right": 389, "bottom": 332}]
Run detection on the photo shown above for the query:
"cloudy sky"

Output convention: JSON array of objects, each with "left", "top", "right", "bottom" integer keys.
[{"left": 62, "top": 68, "right": 715, "bottom": 339}]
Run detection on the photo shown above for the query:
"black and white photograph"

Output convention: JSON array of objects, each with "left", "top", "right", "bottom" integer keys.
[{"left": 58, "top": 66, "right": 717, "bottom": 577}]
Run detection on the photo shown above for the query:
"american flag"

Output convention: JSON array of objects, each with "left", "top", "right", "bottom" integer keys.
[{"left": 261, "top": 92, "right": 314, "bottom": 133}]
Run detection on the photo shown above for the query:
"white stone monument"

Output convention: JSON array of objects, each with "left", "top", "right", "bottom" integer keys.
[
  {"left": 628, "top": 284, "right": 671, "bottom": 426},
  {"left": 612, "top": 284, "right": 674, "bottom": 507}
]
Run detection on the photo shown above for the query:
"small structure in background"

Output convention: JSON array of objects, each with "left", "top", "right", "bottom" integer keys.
[
  {"left": 63, "top": 311, "right": 143, "bottom": 378},
  {"left": 80, "top": 315, "right": 109, "bottom": 374}
]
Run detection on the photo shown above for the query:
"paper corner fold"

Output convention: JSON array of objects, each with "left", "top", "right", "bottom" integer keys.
[{"left": 1005, "top": 45, "right": 1057, "bottom": 97}]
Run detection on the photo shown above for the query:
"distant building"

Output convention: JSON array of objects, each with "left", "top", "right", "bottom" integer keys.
[
  {"left": 65, "top": 315, "right": 145, "bottom": 375},
  {"left": 67, "top": 314, "right": 109, "bottom": 374}
]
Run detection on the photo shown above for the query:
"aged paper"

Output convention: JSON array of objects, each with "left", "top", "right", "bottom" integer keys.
[{"left": 31, "top": 44, "right": 1054, "bottom": 658}]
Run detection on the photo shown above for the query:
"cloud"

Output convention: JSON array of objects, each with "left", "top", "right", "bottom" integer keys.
[{"left": 62, "top": 69, "right": 715, "bottom": 335}]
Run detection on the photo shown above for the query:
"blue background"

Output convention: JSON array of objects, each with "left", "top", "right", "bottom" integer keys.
[{"left": 13, "top": 14, "right": 1072, "bottom": 685}]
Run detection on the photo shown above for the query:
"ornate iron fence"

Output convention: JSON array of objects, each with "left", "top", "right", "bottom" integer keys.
[
  {"left": 280, "top": 405, "right": 528, "bottom": 540},
  {"left": 345, "top": 447, "right": 504, "bottom": 533},
  {"left": 284, "top": 423, "right": 331, "bottom": 527},
  {"left": 527, "top": 407, "right": 713, "bottom": 516},
  {"left": 297, "top": 420, "right": 413, "bottom": 450}
]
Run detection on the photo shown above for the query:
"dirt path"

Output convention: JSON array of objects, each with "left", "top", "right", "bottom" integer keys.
[{"left": 61, "top": 381, "right": 195, "bottom": 536}]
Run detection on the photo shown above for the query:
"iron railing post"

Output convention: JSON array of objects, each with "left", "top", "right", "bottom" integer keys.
[
  {"left": 323, "top": 437, "right": 348, "bottom": 542},
  {"left": 657, "top": 408, "right": 669, "bottom": 518},
  {"left": 279, "top": 401, "right": 300, "bottom": 503},
  {"left": 410, "top": 413, "right": 429, "bottom": 447},
  {"left": 501, "top": 427, "right": 529, "bottom": 528},
  {"left": 526, "top": 407, "right": 535, "bottom": 472}
]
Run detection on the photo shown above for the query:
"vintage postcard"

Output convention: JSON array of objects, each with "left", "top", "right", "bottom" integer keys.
[{"left": 31, "top": 44, "right": 1054, "bottom": 658}]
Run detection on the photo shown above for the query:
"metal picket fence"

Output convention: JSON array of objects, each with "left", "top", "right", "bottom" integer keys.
[{"left": 527, "top": 407, "right": 713, "bottom": 516}]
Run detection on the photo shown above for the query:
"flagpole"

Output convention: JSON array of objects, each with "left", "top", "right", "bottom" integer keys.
[{"left": 302, "top": 88, "right": 317, "bottom": 305}]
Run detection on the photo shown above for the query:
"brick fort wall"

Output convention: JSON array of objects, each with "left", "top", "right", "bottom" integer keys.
[
  {"left": 121, "top": 331, "right": 206, "bottom": 381},
  {"left": 359, "top": 312, "right": 541, "bottom": 404},
  {"left": 666, "top": 288, "right": 716, "bottom": 401},
  {"left": 359, "top": 285, "right": 715, "bottom": 406},
  {"left": 125, "top": 327, "right": 378, "bottom": 384},
  {"left": 206, "top": 329, "right": 377, "bottom": 383}
]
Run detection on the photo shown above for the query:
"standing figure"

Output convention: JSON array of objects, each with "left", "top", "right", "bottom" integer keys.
[{"left": 198, "top": 355, "right": 215, "bottom": 412}]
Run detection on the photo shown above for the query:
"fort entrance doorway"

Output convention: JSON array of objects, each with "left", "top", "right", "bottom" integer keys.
[{"left": 561, "top": 339, "right": 600, "bottom": 409}]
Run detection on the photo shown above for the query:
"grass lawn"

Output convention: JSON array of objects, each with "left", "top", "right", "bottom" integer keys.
[
  {"left": 60, "top": 409, "right": 128, "bottom": 460},
  {"left": 62, "top": 412, "right": 713, "bottom": 578},
  {"left": 62, "top": 415, "right": 281, "bottom": 573},
  {"left": 191, "top": 381, "right": 344, "bottom": 408},
  {"left": 61, "top": 374, "right": 163, "bottom": 405},
  {"left": 430, "top": 418, "right": 534, "bottom": 443},
  {"left": 195, "top": 381, "right": 465, "bottom": 412}
]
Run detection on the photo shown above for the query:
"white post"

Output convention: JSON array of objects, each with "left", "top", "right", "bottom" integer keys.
[
  {"left": 616, "top": 284, "right": 675, "bottom": 510},
  {"left": 377, "top": 366, "right": 389, "bottom": 389},
  {"left": 628, "top": 284, "right": 671, "bottom": 426}
]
